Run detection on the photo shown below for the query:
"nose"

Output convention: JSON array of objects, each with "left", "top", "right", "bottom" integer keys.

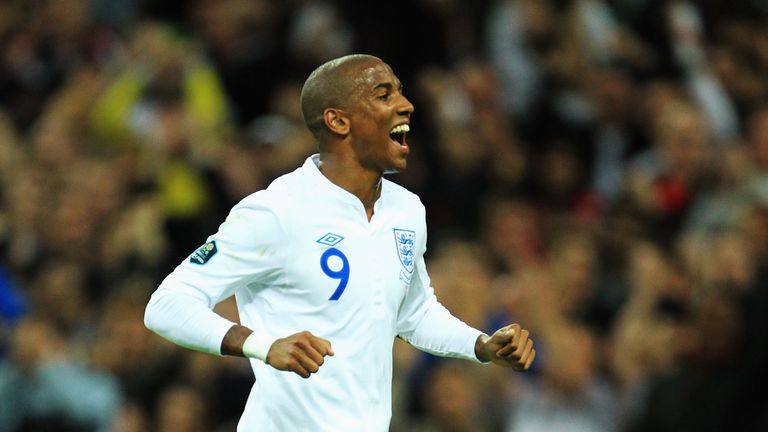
[{"left": 397, "top": 94, "right": 414, "bottom": 117}]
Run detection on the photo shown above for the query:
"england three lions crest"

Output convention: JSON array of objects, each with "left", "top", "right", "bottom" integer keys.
[{"left": 393, "top": 229, "right": 416, "bottom": 275}]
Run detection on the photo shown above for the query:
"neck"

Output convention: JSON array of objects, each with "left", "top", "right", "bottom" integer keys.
[{"left": 318, "top": 152, "right": 382, "bottom": 219}]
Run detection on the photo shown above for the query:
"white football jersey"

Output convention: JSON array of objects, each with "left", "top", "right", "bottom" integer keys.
[{"left": 145, "top": 155, "right": 484, "bottom": 431}]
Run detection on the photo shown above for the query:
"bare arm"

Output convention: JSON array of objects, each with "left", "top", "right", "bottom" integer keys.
[{"left": 220, "top": 324, "right": 253, "bottom": 356}]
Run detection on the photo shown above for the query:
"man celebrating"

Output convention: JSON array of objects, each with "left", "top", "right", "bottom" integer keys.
[{"left": 144, "top": 54, "right": 535, "bottom": 431}]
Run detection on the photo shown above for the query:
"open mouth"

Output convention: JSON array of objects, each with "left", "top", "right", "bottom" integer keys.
[{"left": 389, "top": 124, "right": 410, "bottom": 146}]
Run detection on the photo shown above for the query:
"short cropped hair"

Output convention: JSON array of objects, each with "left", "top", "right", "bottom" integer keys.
[{"left": 300, "top": 54, "right": 381, "bottom": 142}]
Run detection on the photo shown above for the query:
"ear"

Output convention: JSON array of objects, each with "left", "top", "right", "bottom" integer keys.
[{"left": 323, "top": 108, "right": 350, "bottom": 136}]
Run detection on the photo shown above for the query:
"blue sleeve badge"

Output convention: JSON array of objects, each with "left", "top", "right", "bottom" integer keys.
[{"left": 190, "top": 241, "right": 217, "bottom": 264}]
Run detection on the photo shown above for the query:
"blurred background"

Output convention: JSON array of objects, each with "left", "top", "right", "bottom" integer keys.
[{"left": 1, "top": 0, "right": 768, "bottom": 431}]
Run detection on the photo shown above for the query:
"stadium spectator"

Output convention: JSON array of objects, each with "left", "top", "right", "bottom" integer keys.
[{"left": 1, "top": 1, "right": 768, "bottom": 429}]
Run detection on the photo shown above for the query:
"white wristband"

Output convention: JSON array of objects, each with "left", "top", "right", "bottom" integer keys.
[{"left": 242, "top": 332, "right": 278, "bottom": 362}]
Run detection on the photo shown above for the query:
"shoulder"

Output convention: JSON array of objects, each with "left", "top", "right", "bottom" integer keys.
[
  {"left": 236, "top": 166, "right": 305, "bottom": 212},
  {"left": 383, "top": 179, "right": 424, "bottom": 209},
  {"left": 224, "top": 166, "right": 312, "bottom": 240}
]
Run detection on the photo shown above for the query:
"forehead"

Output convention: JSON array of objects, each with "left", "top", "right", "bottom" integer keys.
[{"left": 350, "top": 61, "right": 400, "bottom": 93}]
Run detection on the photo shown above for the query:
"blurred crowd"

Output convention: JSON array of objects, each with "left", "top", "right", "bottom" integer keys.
[{"left": 1, "top": 0, "right": 768, "bottom": 431}]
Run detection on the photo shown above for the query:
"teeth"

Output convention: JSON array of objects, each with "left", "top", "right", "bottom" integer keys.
[{"left": 389, "top": 124, "right": 410, "bottom": 134}]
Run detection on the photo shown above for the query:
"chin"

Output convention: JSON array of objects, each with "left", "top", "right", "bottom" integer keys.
[{"left": 383, "top": 160, "right": 407, "bottom": 175}]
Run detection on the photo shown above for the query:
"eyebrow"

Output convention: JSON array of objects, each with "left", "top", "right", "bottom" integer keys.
[{"left": 372, "top": 81, "right": 403, "bottom": 92}]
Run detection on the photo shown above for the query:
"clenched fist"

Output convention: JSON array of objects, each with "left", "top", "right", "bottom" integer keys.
[
  {"left": 266, "top": 331, "right": 334, "bottom": 378},
  {"left": 475, "top": 323, "right": 535, "bottom": 371}
]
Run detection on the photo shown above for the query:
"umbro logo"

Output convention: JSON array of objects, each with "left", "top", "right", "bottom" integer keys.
[{"left": 317, "top": 233, "right": 344, "bottom": 247}]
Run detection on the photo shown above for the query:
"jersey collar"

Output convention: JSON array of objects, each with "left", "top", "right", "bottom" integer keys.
[{"left": 303, "top": 154, "right": 385, "bottom": 218}]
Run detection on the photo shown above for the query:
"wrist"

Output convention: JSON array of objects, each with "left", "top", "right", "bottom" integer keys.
[
  {"left": 474, "top": 333, "right": 491, "bottom": 363},
  {"left": 242, "top": 332, "right": 278, "bottom": 363}
]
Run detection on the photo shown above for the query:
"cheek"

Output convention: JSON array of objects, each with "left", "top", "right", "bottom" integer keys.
[
  {"left": 351, "top": 134, "right": 383, "bottom": 167},
  {"left": 356, "top": 121, "right": 387, "bottom": 147}
]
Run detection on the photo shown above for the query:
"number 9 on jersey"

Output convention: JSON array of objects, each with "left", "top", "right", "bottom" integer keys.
[{"left": 320, "top": 248, "right": 350, "bottom": 301}]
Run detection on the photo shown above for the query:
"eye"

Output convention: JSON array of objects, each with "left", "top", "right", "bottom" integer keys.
[{"left": 377, "top": 92, "right": 391, "bottom": 101}]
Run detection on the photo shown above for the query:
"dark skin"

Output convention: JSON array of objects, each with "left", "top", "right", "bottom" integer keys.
[{"left": 221, "top": 55, "right": 535, "bottom": 377}]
